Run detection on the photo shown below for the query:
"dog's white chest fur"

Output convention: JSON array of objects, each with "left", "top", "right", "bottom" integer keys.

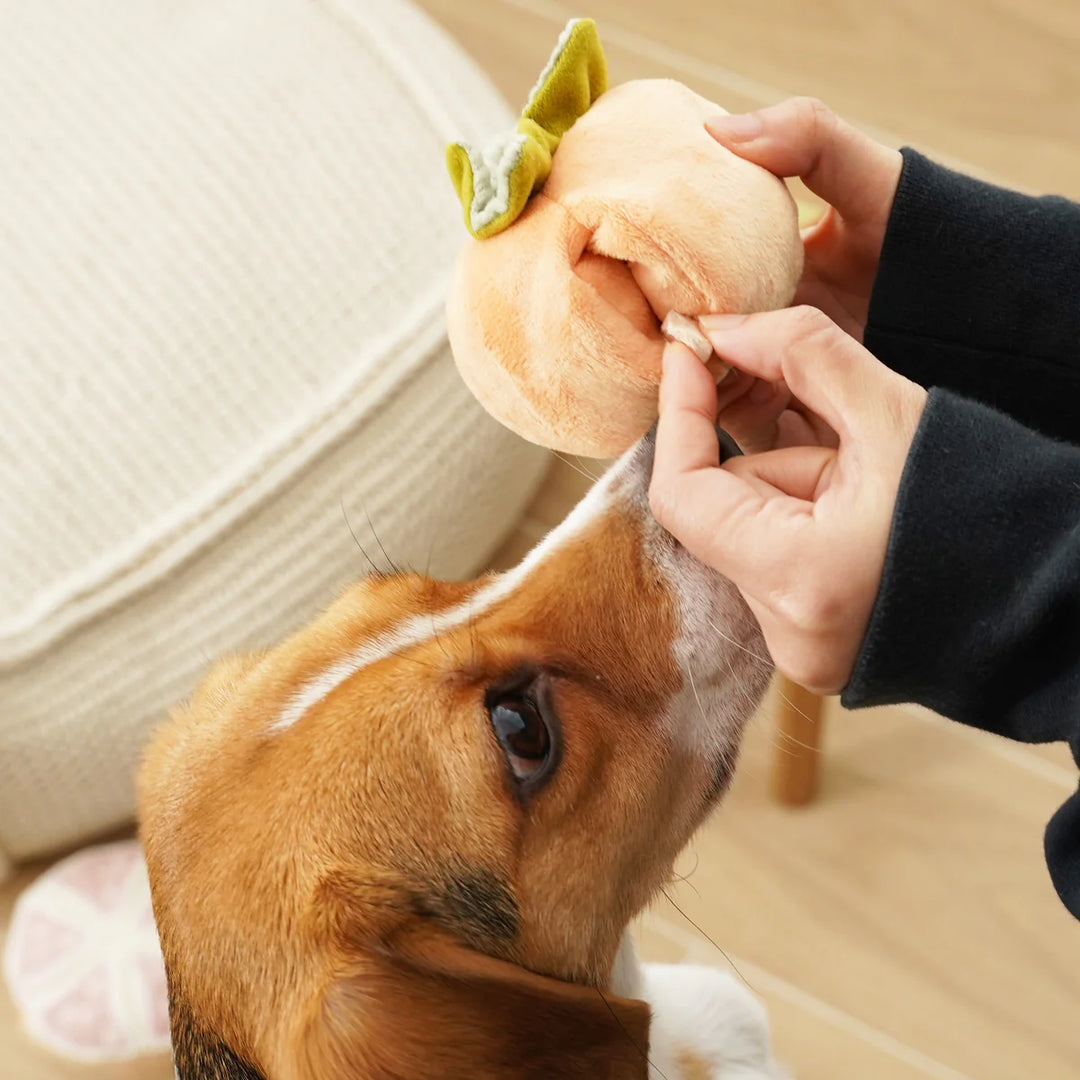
[{"left": 611, "top": 936, "right": 790, "bottom": 1080}]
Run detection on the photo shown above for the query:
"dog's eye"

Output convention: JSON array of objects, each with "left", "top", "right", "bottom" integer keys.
[
  {"left": 490, "top": 699, "right": 550, "bottom": 778},
  {"left": 486, "top": 673, "right": 559, "bottom": 791}
]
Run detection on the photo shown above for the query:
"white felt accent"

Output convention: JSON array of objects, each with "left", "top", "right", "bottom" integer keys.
[
  {"left": 466, "top": 131, "right": 529, "bottom": 232},
  {"left": 523, "top": 17, "right": 583, "bottom": 113},
  {"left": 0, "top": 0, "right": 549, "bottom": 864}
]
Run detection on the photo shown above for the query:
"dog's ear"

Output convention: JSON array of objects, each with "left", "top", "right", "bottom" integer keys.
[{"left": 293, "top": 926, "right": 651, "bottom": 1079}]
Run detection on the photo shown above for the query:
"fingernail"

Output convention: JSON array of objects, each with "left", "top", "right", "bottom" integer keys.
[
  {"left": 706, "top": 112, "right": 763, "bottom": 141},
  {"left": 749, "top": 379, "right": 775, "bottom": 404},
  {"left": 698, "top": 313, "right": 749, "bottom": 333}
]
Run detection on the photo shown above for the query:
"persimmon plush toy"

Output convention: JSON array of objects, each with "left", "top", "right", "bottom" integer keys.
[{"left": 445, "top": 18, "right": 804, "bottom": 458}]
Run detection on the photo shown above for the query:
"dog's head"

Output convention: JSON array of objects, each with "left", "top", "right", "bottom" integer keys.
[{"left": 138, "top": 436, "right": 772, "bottom": 1079}]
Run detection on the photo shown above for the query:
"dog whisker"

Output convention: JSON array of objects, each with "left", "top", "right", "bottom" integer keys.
[
  {"left": 594, "top": 987, "right": 670, "bottom": 1080},
  {"left": 707, "top": 617, "right": 824, "bottom": 736},
  {"left": 429, "top": 613, "right": 456, "bottom": 664},
  {"left": 686, "top": 665, "right": 737, "bottom": 776},
  {"left": 774, "top": 687, "right": 821, "bottom": 729},
  {"left": 773, "top": 727, "right": 821, "bottom": 754},
  {"left": 706, "top": 619, "right": 773, "bottom": 670},
  {"left": 424, "top": 534, "right": 438, "bottom": 579},
  {"left": 686, "top": 664, "right": 707, "bottom": 725},
  {"left": 359, "top": 499, "right": 402, "bottom": 575},
  {"left": 466, "top": 599, "right": 481, "bottom": 670},
  {"left": 553, "top": 450, "right": 603, "bottom": 485},
  {"left": 340, "top": 498, "right": 384, "bottom": 578},
  {"left": 715, "top": 631, "right": 766, "bottom": 726},
  {"left": 666, "top": 851, "right": 702, "bottom": 900},
  {"left": 659, "top": 888, "right": 754, "bottom": 996},
  {"left": 767, "top": 738, "right": 802, "bottom": 759}
]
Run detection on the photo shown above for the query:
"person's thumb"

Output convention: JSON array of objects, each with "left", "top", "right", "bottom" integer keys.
[{"left": 723, "top": 444, "right": 837, "bottom": 502}]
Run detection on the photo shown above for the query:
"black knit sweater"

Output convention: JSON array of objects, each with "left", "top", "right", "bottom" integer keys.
[{"left": 843, "top": 149, "right": 1080, "bottom": 920}]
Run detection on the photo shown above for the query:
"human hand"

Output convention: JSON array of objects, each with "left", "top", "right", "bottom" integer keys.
[
  {"left": 707, "top": 97, "right": 902, "bottom": 342},
  {"left": 709, "top": 362, "right": 839, "bottom": 457},
  {"left": 648, "top": 307, "right": 927, "bottom": 693}
]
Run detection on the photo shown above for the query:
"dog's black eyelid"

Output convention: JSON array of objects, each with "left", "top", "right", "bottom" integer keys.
[{"left": 483, "top": 665, "right": 543, "bottom": 708}]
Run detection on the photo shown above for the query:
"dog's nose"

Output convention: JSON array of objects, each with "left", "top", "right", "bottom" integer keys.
[
  {"left": 715, "top": 426, "right": 742, "bottom": 464},
  {"left": 640, "top": 422, "right": 741, "bottom": 461},
  {"left": 635, "top": 423, "right": 741, "bottom": 498}
]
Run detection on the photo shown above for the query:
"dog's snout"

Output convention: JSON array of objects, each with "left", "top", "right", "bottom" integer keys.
[
  {"left": 638, "top": 421, "right": 741, "bottom": 466},
  {"left": 630, "top": 423, "right": 740, "bottom": 517}
]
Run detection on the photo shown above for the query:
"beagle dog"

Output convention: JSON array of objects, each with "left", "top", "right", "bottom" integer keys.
[{"left": 138, "top": 433, "right": 786, "bottom": 1079}]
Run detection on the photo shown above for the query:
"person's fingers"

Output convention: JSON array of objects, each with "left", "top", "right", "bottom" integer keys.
[
  {"left": 649, "top": 465, "right": 806, "bottom": 591},
  {"left": 774, "top": 409, "right": 831, "bottom": 451},
  {"left": 717, "top": 381, "right": 790, "bottom": 454},
  {"left": 705, "top": 97, "right": 902, "bottom": 226},
  {"left": 651, "top": 343, "right": 795, "bottom": 583},
  {"left": 783, "top": 395, "right": 840, "bottom": 448},
  {"left": 713, "top": 368, "right": 756, "bottom": 414},
  {"left": 723, "top": 445, "right": 836, "bottom": 502},
  {"left": 698, "top": 307, "right": 898, "bottom": 442},
  {"left": 654, "top": 341, "right": 721, "bottom": 475}
]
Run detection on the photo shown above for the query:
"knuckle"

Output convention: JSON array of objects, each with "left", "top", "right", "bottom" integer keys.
[
  {"left": 788, "top": 304, "right": 833, "bottom": 336},
  {"left": 785, "top": 305, "right": 838, "bottom": 352},
  {"left": 781, "top": 306, "right": 854, "bottom": 379},
  {"left": 789, "top": 96, "right": 835, "bottom": 138}
]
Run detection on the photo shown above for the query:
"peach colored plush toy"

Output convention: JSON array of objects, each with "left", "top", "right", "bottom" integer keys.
[{"left": 445, "top": 18, "right": 804, "bottom": 458}]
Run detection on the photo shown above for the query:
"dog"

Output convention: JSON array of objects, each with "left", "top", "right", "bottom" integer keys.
[{"left": 138, "top": 432, "right": 785, "bottom": 1079}]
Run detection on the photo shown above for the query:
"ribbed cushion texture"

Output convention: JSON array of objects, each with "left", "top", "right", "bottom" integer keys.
[{"left": 0, "top": 0, "right": 549, "bottom": 865}]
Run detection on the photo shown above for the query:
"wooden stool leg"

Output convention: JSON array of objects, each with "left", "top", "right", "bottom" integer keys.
[{"left": 771, "top": 675, "right": 825, "bottom": 805}]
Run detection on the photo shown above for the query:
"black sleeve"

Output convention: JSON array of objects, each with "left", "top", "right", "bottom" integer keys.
[
  {"left": 864, "top": 149, "right": 1080, "bottom": 445},
  {"left": 842, "top": 389, "right": 1080, "bottom": 920}
]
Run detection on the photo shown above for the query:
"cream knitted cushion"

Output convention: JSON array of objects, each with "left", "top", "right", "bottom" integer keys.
[{"left": 0, "top": 0, "right": 549, "bottom": 866}]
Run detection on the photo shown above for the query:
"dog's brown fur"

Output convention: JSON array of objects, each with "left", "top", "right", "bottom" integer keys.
[{"left": 139, "top": 449, "right": 764, "bottom": 1079}]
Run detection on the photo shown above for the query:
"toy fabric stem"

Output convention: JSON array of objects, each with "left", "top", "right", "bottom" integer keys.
[{"left": 446, "top": 18, "right": 608, "bottom": 240}]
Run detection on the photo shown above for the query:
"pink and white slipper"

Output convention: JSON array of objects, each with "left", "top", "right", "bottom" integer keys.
[{"left": 3, "top": 839, "right": 171, "bottom": 1063}]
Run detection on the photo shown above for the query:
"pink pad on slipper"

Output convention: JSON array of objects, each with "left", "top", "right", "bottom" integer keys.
[{"left": 2, "top": 839, "right": 171, "bottom": 1063}]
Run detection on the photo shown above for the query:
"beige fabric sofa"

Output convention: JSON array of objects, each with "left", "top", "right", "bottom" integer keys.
[{"left": 0, "top": 0, "right": 549, "bottom": 868}]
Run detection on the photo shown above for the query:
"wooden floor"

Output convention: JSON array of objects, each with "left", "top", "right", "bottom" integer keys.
[{"left": 3, "top": 1, "right": 1079, "bottom": 1078}]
